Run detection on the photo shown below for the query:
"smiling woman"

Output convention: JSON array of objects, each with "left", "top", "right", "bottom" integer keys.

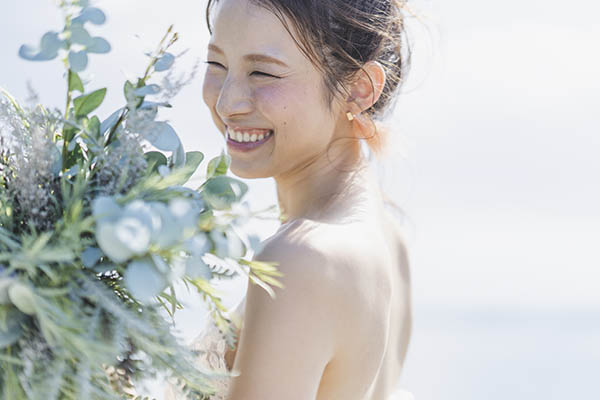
[{"left": 165, "top": 0, "right": 415, "bottom": 399}]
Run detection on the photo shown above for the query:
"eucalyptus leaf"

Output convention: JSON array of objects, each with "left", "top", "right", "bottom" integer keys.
[
  {"left": 206, "top": 151, "right": 231, "bottom": 178},
  {"left": 100, "top": 107, "right": 124, "bottom": 135},
  {"left": 148, "top": 202, "right": 181, "bottom": 248},
  {"left": 168, "top": 198, "right": 199, "bottom": 230},
  {"left": 81, "top": 247, "right": 103, "bottom": 268},
  {"left": 174, "top": 151, "right": 204, "bottom": 183},
  {"left": 172, "top": 142, "right": 186, "bottom": 168},
  {"left": 72, "top": 7, "right": 106, "bottom": 25},
  {"left": 185, "top": 257, "right": 212, "bottom": 280},
  {"left": 96, "top": 202, "right": 154, "bottom": 262},
  {"left": 68, "top": 50, "right": 89, "bottom": 72},
  {"left": 88, "top": 115, "right": 101, "bottom": 138},
  {"left": 70, "top": 24, "right": 93, "bottom": 46},
  {"left": 18, "top": 31, "right": 63, "bottom": 61},
  {"left": 96, "top": 222, "right": 133, "bottom": 263},
  {"left": 124, "top": 259, "right": 167, "bottom": 303},
  {"left": 133, "top": 84, "right": 161, "bottom": 97},
  {"left": 51, "top": 144, "right": 62, "bottom": 175},
  {"left": 73, "top": 88, "right": 106, "bottom": 117},
  {"left": 92, "top": 196, "right": 121, "bottom": 221},
  {"left": 123, "top": 80, "right": 135, "bottom": 102},
  {"left": 68, "top": 71, "right": 84, "bottom": 93},
  {"left": 144, "top": 151, "right": 168, "bottom": 173},
  {"left": 184, "top": 233, "right": 212, "bottom": 257},
  {"left": 202, "top": 176, "right": 249, "bottom": 210},
  {"left": 86, "top": 36, "right": 111, "bottom": 54},
  {"left": 150, "top": 121, "right": 181, "bottom": 151},
  {"left": 154, "top": 53, "right": 175, "bottom": 71}
]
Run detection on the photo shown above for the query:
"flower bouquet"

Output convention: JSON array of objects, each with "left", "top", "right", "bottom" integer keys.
[{"left": 0, "top": 1, "right": 282, "bottom": 399}]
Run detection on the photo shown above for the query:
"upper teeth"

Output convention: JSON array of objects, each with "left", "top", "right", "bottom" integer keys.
[{"left": 228, "top": 128, "right": 272, "bottom": 143}]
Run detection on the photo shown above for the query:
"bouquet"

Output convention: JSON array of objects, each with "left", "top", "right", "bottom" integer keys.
[{"left": 0, "top": 1, "right": 282, "bottom": 399}]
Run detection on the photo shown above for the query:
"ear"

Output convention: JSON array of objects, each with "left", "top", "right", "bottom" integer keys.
[{"left": 346, "top": 61, "right": 386, "bottom": 115}]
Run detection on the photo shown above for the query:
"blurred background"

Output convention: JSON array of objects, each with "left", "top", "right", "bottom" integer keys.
[{"left": 2, "top": 0, "right": 599, "bottom": 399}]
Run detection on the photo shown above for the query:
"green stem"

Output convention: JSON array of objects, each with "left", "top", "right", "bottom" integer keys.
[
  {"left": 105, "top": 26, "right": 178, "bottom": 148},
  {"left": 62, "top": 12, "right": 73, "bottom": 171}
]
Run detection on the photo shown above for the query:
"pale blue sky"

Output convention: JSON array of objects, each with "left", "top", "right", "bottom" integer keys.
[{"left": 2, "top": 1, "right": 600, "bottom": 398}]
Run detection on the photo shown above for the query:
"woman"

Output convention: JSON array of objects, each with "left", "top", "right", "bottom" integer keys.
[{"left": 167, "top": 0, "right": 413, "bottom": 398}]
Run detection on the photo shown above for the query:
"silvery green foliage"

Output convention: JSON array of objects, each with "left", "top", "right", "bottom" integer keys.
[
  {"left": 0, "top": 99, "right": 63, "bottom": 231},
  {"left": 18, "top": 2, "right": 110, "bottom": 73},
  {"left": 91, "top": 128, "right": 148, "bottom": 196},
  {"left": 0, "top": 2, "right": 283, "bottom": 399}
]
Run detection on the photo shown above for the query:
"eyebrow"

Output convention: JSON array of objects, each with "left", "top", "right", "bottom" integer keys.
[{"left": 208, "top": 44, "right": 289, "bottom": 68}]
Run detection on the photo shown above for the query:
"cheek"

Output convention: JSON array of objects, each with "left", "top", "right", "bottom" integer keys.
[
  {"left": 254, "top": 80, "right": 321, "bottom": 131},
  {"left": 202, "top": 73, "right": 220, "bottom": 104}
]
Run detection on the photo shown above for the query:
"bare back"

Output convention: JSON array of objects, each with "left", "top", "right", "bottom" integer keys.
[
  {"left": 223, "top": 199, "right": 412, "bottom": 400},
  {"left": 268, "top": 203, "right": 412, "bottom": 400}
]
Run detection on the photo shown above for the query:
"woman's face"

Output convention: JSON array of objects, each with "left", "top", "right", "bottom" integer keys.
[{"left": 203, "top": 0, "right": 346, "bottom": 179}]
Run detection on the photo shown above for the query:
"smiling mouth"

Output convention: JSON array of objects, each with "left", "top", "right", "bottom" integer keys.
[{"left": 226, "top": 127, "right": 274, "bottom": 143}]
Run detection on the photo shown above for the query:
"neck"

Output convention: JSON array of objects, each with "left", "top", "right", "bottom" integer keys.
[{"left": 274, "top": 141, "right": 377, "bottom": 224}]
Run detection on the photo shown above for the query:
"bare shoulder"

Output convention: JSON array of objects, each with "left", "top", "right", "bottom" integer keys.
[
  {"left": 257, "top": 218, "right": 373, "bottom": 282},
  {"left": 251, "top": 217, "right": 392, "bottom": 323},
  {"left": 252, "top": 218, "right": 345, "bottom": 303}
]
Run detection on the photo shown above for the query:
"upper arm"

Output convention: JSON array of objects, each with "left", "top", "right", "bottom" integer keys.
[{"left": 226, "top": 237, "right": 338, "bottom": 400}]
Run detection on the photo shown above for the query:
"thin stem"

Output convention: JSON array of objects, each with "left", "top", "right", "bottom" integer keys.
[
  {"left": 105, "top": 26, "right": 178, "bottom": 147},
  {"left": 62, "top": 12, "right": 73, "bottom": 171}
]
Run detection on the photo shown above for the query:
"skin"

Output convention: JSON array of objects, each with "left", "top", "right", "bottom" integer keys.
[{"left": 202, "top": 0, "right": 412, "bottom": 398}]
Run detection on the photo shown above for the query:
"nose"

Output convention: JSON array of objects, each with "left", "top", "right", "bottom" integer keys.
[{"left": 215, "top": 75, "right": 254, "bottom": 120}]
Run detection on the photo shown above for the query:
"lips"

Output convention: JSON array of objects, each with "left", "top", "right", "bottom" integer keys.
[{"left": 226, "top": 126, "right": 273, "bottom": 143}]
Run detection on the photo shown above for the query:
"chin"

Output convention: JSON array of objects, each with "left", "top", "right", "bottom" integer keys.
[{"left": 229, "top": 163, "right": 272, "bottom": 180}]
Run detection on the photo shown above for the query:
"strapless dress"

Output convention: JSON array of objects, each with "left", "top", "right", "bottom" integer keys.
[{"left": 164, "top": 298, "right": 414, "bottom": 400}]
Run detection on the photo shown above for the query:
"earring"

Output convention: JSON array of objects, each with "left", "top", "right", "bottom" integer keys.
[{"left": 346, "top": 111, "right": 355, "bottom": 121}]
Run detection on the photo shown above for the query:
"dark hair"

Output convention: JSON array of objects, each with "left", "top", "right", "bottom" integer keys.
[{"left": 205, "top": 0, "right": 412, "bottom": 158}]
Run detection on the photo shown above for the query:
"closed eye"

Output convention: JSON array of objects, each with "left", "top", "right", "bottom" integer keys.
[
  {"left": 250, "top": 71, "right": 281, "bottom": 79},
  {"left": 205, "top": 61, "right": 281, "bottom": 79},
  {"left": 205, "top": 60, "right": 225, "bottom": 69}
]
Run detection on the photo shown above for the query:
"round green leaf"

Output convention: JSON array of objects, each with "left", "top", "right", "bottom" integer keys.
[
  {"left": 154, "top": 53, "right": 175, "bottom": 71},
  {"left": 185, "top": 257, "right": 212, "bottom": 280},
  {"left": 70, "top": 25, "right": 93, "bottom": 46},
  {"left": 73, "top": 7, "right": 106, "bottom": 25},
  {"left": 202, "top": 176, "right": 249, "bottom": 210},
  {"left": 81, "top": 247, "right": 103, "bottom": 268},
  {"left": 150, "top": 121, "right": 181, "bottom": 151},
  {"left": 68, "top": 50, "right": 89, "bottom": 72},
  {"left": 87, "top": 37, "right": 111, "bottom": 54},
  {"left": 18, "top": 31, "right": 63, "bottom": 61},
  {"left": 124, "top": 259, "right": 167, "bottom": 303}
]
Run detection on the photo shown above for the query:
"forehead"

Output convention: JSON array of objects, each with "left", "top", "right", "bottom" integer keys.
[{"left": 210, "top": 0, "right": 304, "bottom": 62}]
